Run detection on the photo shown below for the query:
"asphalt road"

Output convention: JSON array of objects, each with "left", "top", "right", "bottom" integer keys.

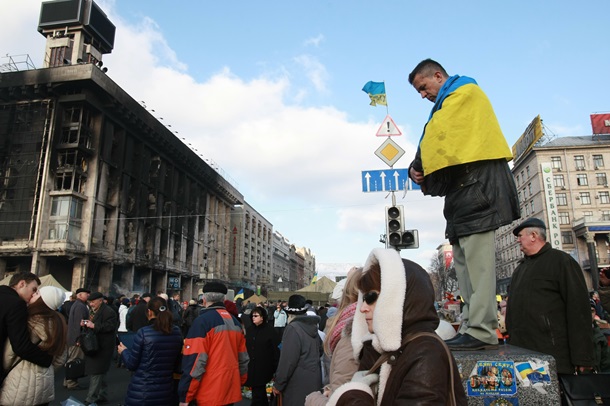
[{"left": 52, "top": 358, "right": 252, "bottom": 406}]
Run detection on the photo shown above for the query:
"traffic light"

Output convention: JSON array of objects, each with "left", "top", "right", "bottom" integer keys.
[{"left": 385, "top": 205, "right": 419, "bottom": 250}]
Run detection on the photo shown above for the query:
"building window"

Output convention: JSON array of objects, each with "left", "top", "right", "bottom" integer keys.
[
  {"left": 584, "top": 211, "right": 594, "bottom": 220},
  {"left": 554, "top": 174, "right": 565, "bottom": 187},
  {"left": 561, "top": 231, "right": 574, "bottom": 244},
  {"left": 556, "top": 193, "right": 568, "bottom": 206},
  {"left": 602, "top": 210, "right": 610, "bottom": 221},
  {"left": 551, "top": 156, "right": 562, "bottom": 170},
  {"left": 526, "top": 166, "right": 530, "bottom": 177},
  {"left": 528, "top": 183, "right": 533, "bottom": 196},
  {"left": 49, "top": 196, "right": 83, "bottom": 241},
  {"left": 574, "top": 155, "right": 586, "bottom": 170},
  {"left": 559, "top": 212, "right": 570, "bottom": 225},
  {"left": 580, "top": 192, "right": 591, "bottom": 204},
  {"left": 594, "top": 154, "right": 605, "bottom": 168},
  {"left": 576, "top": 174, "right": 588, "bottom": 186},
  {"left": 518, "top": 191, "right": 522, "bottom": 203},
  {"left": 530, "top": 200, "right": 534, "bottom": 213},
  {"left": 597, "top": 173, "right": 608, "bottom": 186},
  {"left": 600, "top": 191, "right": 610, "bottom": 204},
  {"left": 516, "top": 174, "right": 520, "bottom": 186}
]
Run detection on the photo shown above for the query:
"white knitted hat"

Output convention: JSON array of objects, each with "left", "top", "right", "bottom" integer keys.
[{"left": 39, "top": 286, "right": 65, "bottom": 310}]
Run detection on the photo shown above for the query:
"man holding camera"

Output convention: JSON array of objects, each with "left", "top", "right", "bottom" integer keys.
[{"left": 82, "top": 292, "right": 118, "bottom": 405}]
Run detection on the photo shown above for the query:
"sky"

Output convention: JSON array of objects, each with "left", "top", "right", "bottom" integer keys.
[{"left": 2, "top": 1, "right": 610, "bottom": 280}]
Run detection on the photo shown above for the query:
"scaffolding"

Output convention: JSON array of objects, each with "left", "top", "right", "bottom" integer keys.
[{"left": 0, "top": 54, "right": 36, "bottom": 73}]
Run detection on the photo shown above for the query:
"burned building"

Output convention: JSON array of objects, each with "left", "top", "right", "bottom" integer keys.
[{"left": 0, "top": 0, "right": 242, "bottom": 297}]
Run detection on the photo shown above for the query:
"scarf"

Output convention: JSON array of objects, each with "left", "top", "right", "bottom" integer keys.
[
  {"left": 418, "top": 74, "right": 512, "bottom": 176},
  {"left": 329, "top": 302, "right": 357, "bottom": 354}
]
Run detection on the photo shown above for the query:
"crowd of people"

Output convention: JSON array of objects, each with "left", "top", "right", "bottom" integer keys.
[{"left": 2, "top": 58, "right": 610, "bottom": 405}]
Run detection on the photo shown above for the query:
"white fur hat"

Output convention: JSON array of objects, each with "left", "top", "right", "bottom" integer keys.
[{"left": 39, "top": 286, "right": 65, "bottom": 310}]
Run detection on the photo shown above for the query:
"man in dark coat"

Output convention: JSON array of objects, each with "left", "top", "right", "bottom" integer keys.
[
  {"left": 82, "top": 291, "right": 118, "bottom": 405},
  {"left": 127, "top": 292, "right": 151, "bottom": 332},
  {"left": 0, "top": 272, "right": 52, "bottom": 385},
  {"left": 408, "top": 59, "right": 520, "bottom": 350},
  {"left": 506, "top": 218, "right": 594, "bottom": 374}
]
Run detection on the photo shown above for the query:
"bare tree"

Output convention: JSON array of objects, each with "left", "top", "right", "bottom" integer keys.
[{"left": 428, "top": 251, "right": 458, "bottom": 300}]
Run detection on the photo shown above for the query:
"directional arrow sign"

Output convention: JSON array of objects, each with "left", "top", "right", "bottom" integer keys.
[{"left": 361, "top": 169, "right": 421, "bottom": 193}]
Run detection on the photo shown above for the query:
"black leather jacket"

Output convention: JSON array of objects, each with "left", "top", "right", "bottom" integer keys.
[{"left": 410, "top": 155, "right": 520, "bottom": 243}]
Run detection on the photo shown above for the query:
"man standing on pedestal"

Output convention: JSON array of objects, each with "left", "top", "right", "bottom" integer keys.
[{"left": 407, "top": 58, "right": 520, "bottom": 350}]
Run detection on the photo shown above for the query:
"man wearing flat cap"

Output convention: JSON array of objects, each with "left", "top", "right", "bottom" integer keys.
[
  {"left": 178, "top": 282, "right": 249, "bottom": 406},
  {"left": 81, "top": 291, "right": 118, "bottom": 405},
  {"left": 64, "top": 287, "right": 90, "bottom": 389},
  {"left": 506, "top": 218, "right": 594, "bottom": 375}
]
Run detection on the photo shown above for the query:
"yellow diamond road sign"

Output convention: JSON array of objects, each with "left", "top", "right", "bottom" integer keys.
[{"left": 375, "top": 138, "right": 405, "bottom": 166}]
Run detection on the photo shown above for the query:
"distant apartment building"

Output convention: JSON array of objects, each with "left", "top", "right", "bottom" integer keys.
[
  {"left": 229, "top": 202, "right": 273, "bottom": 295},
  {"left": 296, "top": 246, "right": 316, "bottom": 287},
  {"left": 496, "top": 115, "right": 610, "bottom": 293}
]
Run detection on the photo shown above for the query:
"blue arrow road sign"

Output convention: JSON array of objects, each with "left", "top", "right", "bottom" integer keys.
[{"left": 361, "top": 169, "right": 421, "bottom": 193}]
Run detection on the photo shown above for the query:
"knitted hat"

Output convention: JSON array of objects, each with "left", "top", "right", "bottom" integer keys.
[
  {"left": 285, "top": 294, "right": 307, "bottom": 315},
  {"left": 326, "top": 306, "right": 338, "bottom": 318},
  {"left": 40, "top": 286, "right": 65, "bottom": 310}
]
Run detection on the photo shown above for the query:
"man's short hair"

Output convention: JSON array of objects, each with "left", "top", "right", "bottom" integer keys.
[
  {"left": 408, "top": 58, "right": 448, "bottom": 84},
  {"left": 204, "top": 291, "right": 225, "bottom": 304},
  {"left": 8, "top": 272, "right": 41, "bottom": 288}
]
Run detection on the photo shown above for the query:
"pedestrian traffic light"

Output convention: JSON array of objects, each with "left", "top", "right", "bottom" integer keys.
[{"left": 385, "top": 205, "right": 419, "bottom": 250}]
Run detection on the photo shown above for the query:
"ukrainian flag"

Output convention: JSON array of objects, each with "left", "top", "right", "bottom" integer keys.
[
  {"left": 234, "top": 289, "right": 245, "bottom": 301},
  {"left": 311, "top": 273, "right": 318, "bottom": 285},
  {"left": 515, "top": 362, "right": 534, "bottom": 380},
  {"left": 362, "top": 81, "right": 387, "bottom": 106}
]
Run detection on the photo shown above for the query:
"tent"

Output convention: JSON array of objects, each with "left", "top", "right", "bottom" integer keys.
[
  {"left": 0, "top": 274, "right": 68, "bottom": 292},
  {"left": 243, "top": 294, "right": 267, "bottom": 304},
  {"left": 296, "top": 276, "right": 336, "bottom": 293}
]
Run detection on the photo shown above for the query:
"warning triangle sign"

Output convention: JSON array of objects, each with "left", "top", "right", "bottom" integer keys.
[{"left": 376, "top": 115, "right": 402, "bottom": 137}]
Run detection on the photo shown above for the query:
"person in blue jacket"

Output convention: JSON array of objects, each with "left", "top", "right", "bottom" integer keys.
[{"left": 118, "top": 296, "right": 183, "bottom": 406}]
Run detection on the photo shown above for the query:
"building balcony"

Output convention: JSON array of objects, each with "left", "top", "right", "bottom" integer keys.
[{"left": 573, "top": 216, "right": 610, "bottom": 238}]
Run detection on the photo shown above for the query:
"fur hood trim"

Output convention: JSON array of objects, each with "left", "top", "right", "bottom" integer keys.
[
  {"left": 327, "top": 381, "right": 375, "bottom": 406},
  {"left": 352, "top": 248, "right": 406, "bottom": 358}
]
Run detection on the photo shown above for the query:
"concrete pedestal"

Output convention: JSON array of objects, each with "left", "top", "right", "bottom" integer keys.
[{"left": 452, "top": 344, "right": 561, "bottom": 405}]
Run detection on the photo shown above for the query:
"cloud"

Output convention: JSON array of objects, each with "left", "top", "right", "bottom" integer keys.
[
  {"left": 293, "top": 54, "right": 329, "bottom": 92},
  {"left": 1, "top": 2, "right": 449, "bottom": 270},
  {"left": 304, "top": 34, "right": 325, "bottom": 48}
]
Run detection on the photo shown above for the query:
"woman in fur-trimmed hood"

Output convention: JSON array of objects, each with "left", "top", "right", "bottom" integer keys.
[{"left": 328, "top": 248, "right": 466, "bottom": 405}]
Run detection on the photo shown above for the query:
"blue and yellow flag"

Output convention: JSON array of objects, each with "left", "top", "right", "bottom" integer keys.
[
  {"left": 311, "top": 273, "right": 318, "bottom": 285},
  {"left": 234, "top": 288, "right": 244, "bottom": 301},
  {"left": 362, "top": 81, "right": 387, "bottom": 106}
]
